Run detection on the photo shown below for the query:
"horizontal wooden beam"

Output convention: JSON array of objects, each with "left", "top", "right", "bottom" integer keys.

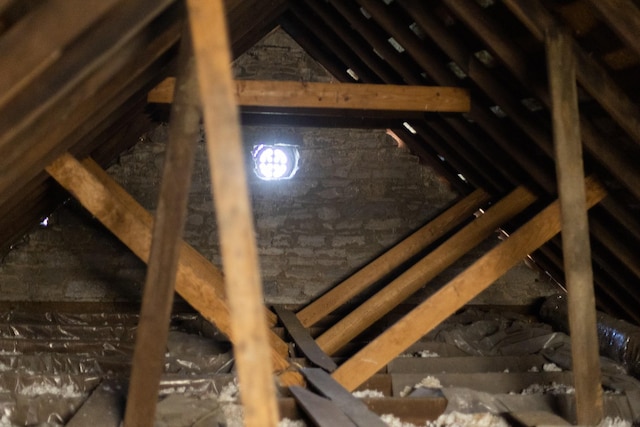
[
  {"left": 148, "top": 77, "right": 470, "bottom": 112},
  {"left": 331, "top": 176, "right": 607, "bottom": 392}
]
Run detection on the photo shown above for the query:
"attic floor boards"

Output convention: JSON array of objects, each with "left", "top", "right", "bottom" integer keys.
[{"left": 0, "top": 302, "right": 637, "bottom": 426}]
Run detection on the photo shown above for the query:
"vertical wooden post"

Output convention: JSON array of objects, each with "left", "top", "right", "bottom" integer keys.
[
  {"left": 545, "top": 27, "right": 603, "bottom": 425},
  {"left": 186, "top": 1, "right": 280, "bottom": 426},
  {"left": 123, "top": 30, "right": 200, "bottom": 427}
]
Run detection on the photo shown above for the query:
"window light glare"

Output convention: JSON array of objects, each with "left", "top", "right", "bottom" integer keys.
[
  {"left": 252, "top": 144, "right": 299, "bottom": 181},
  {"left": 258, "top": 147, "right": 288, "bottom": 179},
  {"left": 402, "top": 121, "right": 417, "bottom": 134}
]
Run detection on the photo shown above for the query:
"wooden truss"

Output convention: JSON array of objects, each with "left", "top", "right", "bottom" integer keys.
[{"left": 42, "top": 1, "right": 606, "bottom": 425}]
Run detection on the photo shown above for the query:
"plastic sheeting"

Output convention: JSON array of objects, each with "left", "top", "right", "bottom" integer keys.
[
  {"left": 540, "top": 294, "right": 640, "bottom": 378},
  {"left": 0, "top": 310, "right": 234, "bottom": 425}
]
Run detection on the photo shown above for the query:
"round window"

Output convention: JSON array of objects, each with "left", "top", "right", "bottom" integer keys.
[{"left": 252, "top": 144, "right": 299, "bottom": 180}]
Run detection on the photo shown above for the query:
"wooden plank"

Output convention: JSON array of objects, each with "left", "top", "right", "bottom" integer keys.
[
  {"left": 315, "top": 185, "right": 536, "bottom": 356},
  {"left": 362, "top": 397, "right": 446, "bottom": 425},
  {"left": 588, "top": 0, "right": 640, "bottom": 61},
  {"left": 149, "top": 78, "right": 470, "bottom": 112},
  {"left": 66, "top": 380, "right": 124, "bottom": 427},
  {"left": 0, "top": 4, "right": 182, "bottom": 208},
  {"left": 545, "top": 27, "right": 603, "bottom": 425},
  {"left": 289, "top": 386, "right": 357, "bottom": 427},
  {"left": 510, "top": 411, "right": 571, "bottom": 426},
  {"left": 387, "top": 355, "right": 547, "bottom": 375},
  {"left": 0, "top": 0, "right": 120, "bottom": 109},
  {"left": 186, "top": 0, "right": 281, "bottom": 426},
  {"left": 123, "top": 32, "right": 200, "bottom": 427},
  {"left": 80, "top": 157, "right": 280, "bottom": 330},
  {"left": 331, "top": 176, "right": 607, "bottom": 392},
  {"left": 45, "top": 155, "right": 293, "bottom": 375},
  {"left": 288, "top": 2, "right": 380, "bottom": 84},
  {"left": 445, "top": 0, "right": 640, "bottom": 203},
  {"left": 275, "top": 306, "right": 337, "bottom": 372},
  {"left": 296, "top": 189, "right": 491, "bottom": 328},
  {"left": 502, "top": 0, "right": 640, "bottom": 149},
  {"left": 302, "top": 368, "right": 387, "bottom": 427}
]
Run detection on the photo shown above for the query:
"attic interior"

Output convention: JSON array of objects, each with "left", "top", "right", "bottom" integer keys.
[{"left": 1, "top": 0, "right": 640, "bottom": 426}]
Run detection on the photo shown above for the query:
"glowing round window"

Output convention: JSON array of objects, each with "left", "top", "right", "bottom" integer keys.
[{"left": 252, "top": 144, "right": 299, "bottom": 180}]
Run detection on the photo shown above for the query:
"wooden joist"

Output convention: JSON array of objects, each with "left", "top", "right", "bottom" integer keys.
[
  {"left": 331, "top": 176, "right": 607, "bottom": 392},
  {"left": 296, "top": 188, "right": 491, "bottom": 328},
  {"left": 45, "top": 154, "right": 293, "bottom": 374},
  {"left": 186, "top": 0, "right": 284, "bottom": 425},
  {"left": 546, "top": 27, "right": 603, "bottom": 425},
  {"left": 0, "top": 0, "right": 120, "bottom": 109},
  {"left": 444, "top": 0, "right": 640, "bottom": 203},
  {"left": 315, "top": 185, "right": 536, "bottom": 356},
  {"left": 148, "top": 78, "right": 471, "bottom": 112}
]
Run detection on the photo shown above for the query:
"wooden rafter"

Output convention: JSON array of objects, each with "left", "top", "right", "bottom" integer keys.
[
  {"left": 331, "top": 176, "right": 607, "bottom": 392},
  {"left": 44, "top": 154, "right": 294, "bottom": 370},
  {"left": 315, "top": 185, "right": 537, "bottom": 356},
  {"left": 296, "top": 188, "right": 491, "bottom": 328},
  {"left": 502, "top": 0, "right": 640, "bottom": 149},
  {"left": 148, "top": 78, "right": 471, "bottom": 112},
  {"left": 443, "top": 0, "right": 640, "bottom": 202}
]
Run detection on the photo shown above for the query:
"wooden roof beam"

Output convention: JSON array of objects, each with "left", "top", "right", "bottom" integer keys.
[
  {"left": 445, "top": 0, "right": 640, "bottom": 202},
  {"left": 316, "top": 185, "right": 537, "bottom": 356},
  {"left": 45, "top": 154, "right": 291, "bottom": 363},
  {"left": 355, "top": 0, "right": 555, "bottom": 195},
  {"left": 0, "top": 3, "right": 182, "bottom": 207},
  {"left": 149, "top": 78, "right": 470, "bottom": 112},
  {"left": 331, "top": 176, "right": 607, "bottom": 392},
  {"left": 296, "top": 188, "right": 491, "bottom": 328},
  {"left": 502, "top": 0, "right": 640, "bottom": 149},
  {"left": 587, "top": 0, "right": 640, "bottom": 61}
]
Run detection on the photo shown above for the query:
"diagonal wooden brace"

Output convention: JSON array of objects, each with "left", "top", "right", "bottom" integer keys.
[
  {"left": 45, "top": 153, "right": 296, "bottom": 377},
  {"left": 331, "top": 175, "right": 607, "bottom": 391}
]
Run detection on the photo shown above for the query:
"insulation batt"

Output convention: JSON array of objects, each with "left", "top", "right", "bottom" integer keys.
[{"left": 540, "top": 294, "right": 640, "bottom": 378}]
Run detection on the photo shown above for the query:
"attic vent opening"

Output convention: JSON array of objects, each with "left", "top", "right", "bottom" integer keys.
[
  {"left": 346, "top": 68, "right": 360, "bottom": 81},
  {"left": 402, "top": 121, "right": 417, "bottom": 134},
  {"left": 252, "top": 144, "right": 299, "bottom": 181},
  {"left": 388, "top": 37, "right": 405, "bottom": 53}
]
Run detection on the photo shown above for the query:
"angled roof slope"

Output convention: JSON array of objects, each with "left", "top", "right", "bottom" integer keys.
[{"left": 0, "top": 0, "right": 639, "bottom": 322}]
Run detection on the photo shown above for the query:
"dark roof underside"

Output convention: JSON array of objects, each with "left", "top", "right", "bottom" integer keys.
[{"left": 0, "top": 0, "right": 638, "bottom": 322}]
